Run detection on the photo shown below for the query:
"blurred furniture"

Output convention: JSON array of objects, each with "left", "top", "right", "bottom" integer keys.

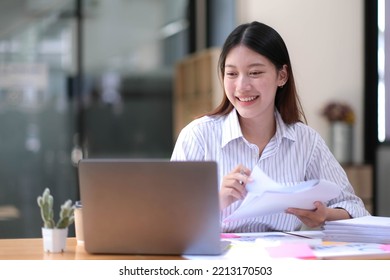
[
  {"left": 342, "top": 164, "right": 373, "bottom": 214},
  {"left": 173, "top": 48, "right": 223, "bottom": 140},
  {"left": 376, "top": 144, "right": 390, "bottom": 216}
]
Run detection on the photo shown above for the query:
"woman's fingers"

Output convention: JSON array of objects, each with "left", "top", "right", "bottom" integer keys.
[{"left": 220, "top": 164, "right": 252, "bottom": 209}]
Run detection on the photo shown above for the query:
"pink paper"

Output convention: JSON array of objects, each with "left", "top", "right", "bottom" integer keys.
[
  {"left": 220, "top": 233, "right": 240, "bottom": 238},
  {"left": 380, "top": 244, "right": 390, "bottom": 251},
  {"left": 265, "top": 243, "right": 316, "bottom": 259}
]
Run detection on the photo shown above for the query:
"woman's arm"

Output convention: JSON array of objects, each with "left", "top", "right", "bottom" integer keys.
[
  {"left": 288, "top": 133, "right": 370, "bottom": 228},
  {"left": 286, "top": 202, "right": 351, "bottom": 228}
]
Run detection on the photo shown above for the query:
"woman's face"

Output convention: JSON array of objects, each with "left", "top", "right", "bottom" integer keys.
[{"left": 223, "top": 45, "right": 287, "bottom": 121}]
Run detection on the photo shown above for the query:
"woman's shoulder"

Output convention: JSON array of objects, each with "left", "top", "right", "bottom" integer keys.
[
  {"left": 290, "top": 121, "right": 323, "bottom": 140},
  {"left": 181, "top": 114, "right": 225, "bottom": 132},
  {"left": 175, "top": 115, "right": 225, "bottom": 141},
  {"left": 276, "top": 110, "right": 320, "bottom": 141}
]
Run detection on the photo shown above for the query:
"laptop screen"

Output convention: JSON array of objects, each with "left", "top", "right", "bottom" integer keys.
[{"left": 78, "top": 159, "right": 222, "bottom": 255}]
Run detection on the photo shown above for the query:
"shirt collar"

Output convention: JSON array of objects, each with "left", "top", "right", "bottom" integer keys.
[
  {"left": 221, "top": 109, "right": 296, "bottom": 148},
  {"left": 274, "top": 110, "right": 296, "bottom": 143},
  {"left": 221, "top": 109, "right": 243, "bottom": 147}
]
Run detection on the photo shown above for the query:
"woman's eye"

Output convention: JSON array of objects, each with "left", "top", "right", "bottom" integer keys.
[
  {"left": 225, "top": 72, "right": 237, "bottom": 77},
  {"left": 249, "top": 71, "right": 262, "bottom": 76}
]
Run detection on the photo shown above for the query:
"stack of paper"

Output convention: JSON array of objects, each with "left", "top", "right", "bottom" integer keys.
[
  {"left": 224, "top": 166, "right": 341, "bottom": 222},
  {"left": 323, "top": 216, "right": 390, "bottom": 243}
]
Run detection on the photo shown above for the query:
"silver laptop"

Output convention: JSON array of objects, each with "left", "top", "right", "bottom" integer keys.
[{"left": 78, "top": 159, "right": 222, "bottom": 255}]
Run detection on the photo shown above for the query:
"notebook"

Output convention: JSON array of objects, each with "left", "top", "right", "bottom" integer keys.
[{"left": 78, "top": 159, "right": 222, "bottom": 255}]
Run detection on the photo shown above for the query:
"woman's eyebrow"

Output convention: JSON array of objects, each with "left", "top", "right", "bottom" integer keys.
[
  {"left": 248, "top": 62, "right": 266, "bottom": 67},
  {"left": 224, "top": 62, "right": 266, "bottom": 68}
]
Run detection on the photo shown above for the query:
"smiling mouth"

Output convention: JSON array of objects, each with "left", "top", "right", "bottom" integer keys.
[{"left": 237, "top": 96, "right": 259, "bottom": 102}]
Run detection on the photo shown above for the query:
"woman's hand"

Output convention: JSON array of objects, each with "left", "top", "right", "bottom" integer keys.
[
  {"left": 285, "top": 201, "right": 351, "bottom": 228},
  {"left": 219, "top": 164, "right": 251, "bottom": 210}
]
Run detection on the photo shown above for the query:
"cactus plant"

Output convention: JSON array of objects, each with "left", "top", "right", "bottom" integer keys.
[{"left": 37, "top": 188, "right": 75, "bottom": 229}]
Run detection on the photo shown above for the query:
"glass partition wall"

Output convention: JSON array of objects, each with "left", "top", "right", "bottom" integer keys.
[
  {"left": 0, "top": 0, "right": 189, "bottom": 238},
  {"left": 0, "top": 1, "right": 78, "bottom": 238},
  {"left": 81, "top": 0, "right": 189, "bottom": 159}
]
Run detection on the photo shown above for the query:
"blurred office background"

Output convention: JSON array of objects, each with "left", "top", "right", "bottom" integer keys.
[
  {"left": 0, "top": 0, "right": 235, "bottom": 238},
  {"left": 0, "top": 0, "right": 388, "bottom": 238}
]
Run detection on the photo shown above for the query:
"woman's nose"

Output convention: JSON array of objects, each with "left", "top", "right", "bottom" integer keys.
[{"left": 236, "top": 75, "right": 251, "bottom": 91}]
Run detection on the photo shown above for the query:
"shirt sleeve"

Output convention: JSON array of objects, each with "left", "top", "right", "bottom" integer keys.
[
  {"left": 306, "top": 133, "right": 370, "bottom": 218},
  {"left": 171, "top": 122, "right": 206, "bottom": 161}
]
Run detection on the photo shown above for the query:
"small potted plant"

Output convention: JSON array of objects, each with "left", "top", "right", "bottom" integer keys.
[
  {"left": 37, "top": 188, "right": 75, "bottom": 253},
  {"left": 322, "top": 101, "right": 355, "bottom": 124}
]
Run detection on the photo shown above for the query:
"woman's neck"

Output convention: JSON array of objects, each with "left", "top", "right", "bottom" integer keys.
[{"left": 239, "top": 113, "right": 276, "bottom": 154}]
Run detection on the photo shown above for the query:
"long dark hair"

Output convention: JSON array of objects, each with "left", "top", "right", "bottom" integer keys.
[{"left": 208, "top": 21, "right": 306, "bottom": 124}]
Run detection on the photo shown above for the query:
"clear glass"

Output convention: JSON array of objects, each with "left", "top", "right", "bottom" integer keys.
[
  {"left": 0, "top": 1, "right": 78, "bottom": 238},
  {"left": 0, "top": 0, "right": 189, "bottom": 238},
  {"left": 81, "top": 0, "right": 189, "bottom": 158}
]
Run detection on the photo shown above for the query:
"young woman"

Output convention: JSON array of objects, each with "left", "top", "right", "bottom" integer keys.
[{"left": 171, "top": 21, "right": 369, "bottom": 233}]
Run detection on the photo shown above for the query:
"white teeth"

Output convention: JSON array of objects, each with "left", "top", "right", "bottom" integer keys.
[{"left": 239, "top": 96, "right": 257, "bottom": 102}]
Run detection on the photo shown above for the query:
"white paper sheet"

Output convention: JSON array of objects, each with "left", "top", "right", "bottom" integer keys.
[
  {"left": 224, "top": 166, "right": 341, "bottom": 222},
  {"left": 323, "top": 216, "right": 390, "bottom": 243}
]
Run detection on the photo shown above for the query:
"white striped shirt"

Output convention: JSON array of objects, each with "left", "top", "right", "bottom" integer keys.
[{"left": 171, "top": 109, "right": 370, "bottom": 232}]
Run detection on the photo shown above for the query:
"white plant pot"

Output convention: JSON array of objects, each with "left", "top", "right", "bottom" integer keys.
[
  {"left": 330, "top": 121, "right": 353, "bottom": 164},
  {"left": 42, "top": 227, "right": 68, "bottom": 253}
]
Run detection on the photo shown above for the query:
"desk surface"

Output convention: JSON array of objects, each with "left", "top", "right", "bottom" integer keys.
[
  {"left": 1, "top": 237, "right": 390, "bottom": 260},
  {"left": 0, "top": 238, "right": 183, "bottom": 260}
]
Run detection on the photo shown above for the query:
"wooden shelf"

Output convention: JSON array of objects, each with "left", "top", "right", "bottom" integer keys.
[
  {"left": 342, "top": 164, "right": 373, "bottom": 214},
  {"left": 173, "top": 48, "right": 223, "bottom": 140}
]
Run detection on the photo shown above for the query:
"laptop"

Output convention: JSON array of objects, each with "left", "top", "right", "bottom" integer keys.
[{"left": 78, "top": 159, "right": 223, "bottom": 255}]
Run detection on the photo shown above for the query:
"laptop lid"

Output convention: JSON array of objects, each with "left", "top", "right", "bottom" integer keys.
[{"left": 78, "top": 159, "right": 222, "bottom": 255}]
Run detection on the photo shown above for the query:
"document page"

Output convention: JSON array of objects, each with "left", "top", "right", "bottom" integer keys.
[
  {"left": 224, "top": 166, "right": 341, "bottom": 222},
  {"left": 323, "top": 216, "right": 390, "bottom": 243}
]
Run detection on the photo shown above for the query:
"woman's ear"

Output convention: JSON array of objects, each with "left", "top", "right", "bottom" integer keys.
[{"left": 278, "top": 65, "right": 288, "bottom": 87}]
